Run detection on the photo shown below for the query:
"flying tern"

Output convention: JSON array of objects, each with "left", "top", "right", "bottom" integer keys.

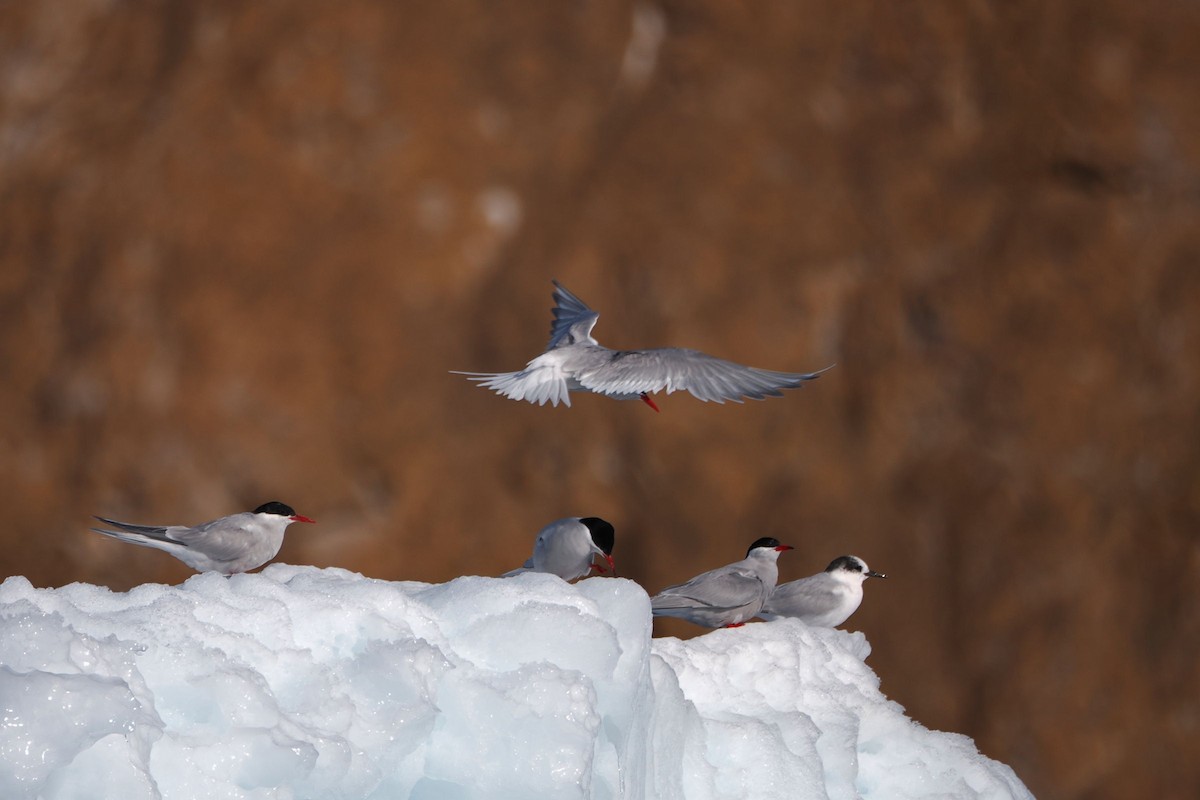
[{"left": 454, "top": 280, "right": 830, "bottom": 410}]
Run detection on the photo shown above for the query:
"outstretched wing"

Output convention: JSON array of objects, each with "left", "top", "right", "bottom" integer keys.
[
  {"left": 576, "top": 348, "right": 830, "bottom": 403},
  {"left": 548, "top": 280, "right": 600, "bottom": 350}
]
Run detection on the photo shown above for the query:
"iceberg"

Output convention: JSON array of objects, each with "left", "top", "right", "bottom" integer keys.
[{"left": 0, "top": 566, "right": 1031, "bottom": 799}]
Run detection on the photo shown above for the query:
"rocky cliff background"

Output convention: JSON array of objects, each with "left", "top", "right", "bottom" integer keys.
[{"left": 2, "top": 3, "right": 1197, "bottom": 798}]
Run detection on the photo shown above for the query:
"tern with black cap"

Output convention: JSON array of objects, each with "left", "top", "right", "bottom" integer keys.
[
  {"left": 90, "top": 501, "right": 316, "bottom": 575},
  {"left": 454, "top": 280, "right": 830, "bottom": 411},
  {"left": 504, "top": 516, "right": 616, "bottom": 581},
  {"left": 650, "top": 537, "right": 794, "bottom": 628}
]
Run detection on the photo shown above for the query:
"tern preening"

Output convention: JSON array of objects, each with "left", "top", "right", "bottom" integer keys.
[
  {"left": 90, "top": 501, "right": 316, "bottom": 575},
  {"left": 454, "top": 280, "right": 830, "bottom": 410},
  {"left": 650, "top": 537, "right": 793, "bottom": 628},
  {"left": 759, "top": 555, "right": 886, "bottom": 627},
  {"left": 503, "top": 516, "right": 617, "bottom": 581}
]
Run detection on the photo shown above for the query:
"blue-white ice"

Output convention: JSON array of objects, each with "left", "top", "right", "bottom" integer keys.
[{"left": 0, "top": 566, "right": 1031, "bottom": 799}]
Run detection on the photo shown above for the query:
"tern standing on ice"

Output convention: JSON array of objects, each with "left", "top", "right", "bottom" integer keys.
[
  {"left": 504, "top": 516, "right": 616, "bottom": 581},
  {"left": 759, "top": 555, "right": 886, "bottom": 627},
  {"left": 90, "top": 501, "right": 316, "bottom": 575},
  {"left": 650, "top": 537, "right": 794, "bottom": 628},
  {"left": 454, "top": 280, "right": 829, "bottom": 411}
]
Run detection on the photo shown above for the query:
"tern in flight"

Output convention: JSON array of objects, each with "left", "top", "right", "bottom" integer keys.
[{"left": 454, "top": 281, "right": 830, "bottom": 411}]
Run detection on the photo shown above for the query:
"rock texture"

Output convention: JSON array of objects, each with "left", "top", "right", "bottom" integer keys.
[{"left": 1, "top": 3, "right": 1197, "bottom": 798}]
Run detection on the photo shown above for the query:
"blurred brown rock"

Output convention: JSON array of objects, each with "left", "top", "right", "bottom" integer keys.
[{"left": 1, "top": 2, "right": 1197, "bottom": 798}]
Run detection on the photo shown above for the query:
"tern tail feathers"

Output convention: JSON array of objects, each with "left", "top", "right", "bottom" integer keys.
[
  {"left": 451, "top": 367, "right": 572, "bottom": 407},
  {"left": 90, "top": 527, "right": 190, "bottom": 555},
  {"left": 92, "top": 516, "right": 179, "bottom": 543}
]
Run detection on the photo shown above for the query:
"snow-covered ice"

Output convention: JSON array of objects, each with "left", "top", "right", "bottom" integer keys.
[{"left": 0, "top": 566, "right": 1031, "bottom": 799}]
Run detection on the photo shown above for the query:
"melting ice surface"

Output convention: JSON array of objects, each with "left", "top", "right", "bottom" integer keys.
[{"left": 0, "top": 566, "right": 1031, "bottom": 799}]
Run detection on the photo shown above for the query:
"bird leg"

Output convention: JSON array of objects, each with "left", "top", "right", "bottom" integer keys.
[
  {"left": 723, "top": 622, "right": 746, "bottom": 628},
  {"left": 639, "top": 393, "right": 660, "bottom": 412}
]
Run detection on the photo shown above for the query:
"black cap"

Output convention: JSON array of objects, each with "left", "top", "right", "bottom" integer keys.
[
  {"left": 746, "top": 537, "right": 783, "bottom": 557},
  {"left": 580, "top": 517, "right": 615, "bottom": 555},
  {"left": 254, "top": 501, "right": 296, "bottom": 517}
]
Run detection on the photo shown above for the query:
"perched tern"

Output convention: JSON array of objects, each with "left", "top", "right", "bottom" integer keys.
[
  {"left": 454, "top": 280, "right": 830, "bottom": 410},
  {"left": 504, "top": 516, "right": 616, "bottom": 581},
  {"left": 759, "top": 555, "right": 886, "bottom": 627},
  {"left": 650, "top": 537, "right": 794, "bottom": 628},
  {"left": 90, "top": 501, "right": 316, "bottom": 575}
]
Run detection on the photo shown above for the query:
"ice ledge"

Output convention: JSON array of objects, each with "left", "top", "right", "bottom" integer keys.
[{"left": 0, "top": 565, "right": 1031, "bottom": 800}]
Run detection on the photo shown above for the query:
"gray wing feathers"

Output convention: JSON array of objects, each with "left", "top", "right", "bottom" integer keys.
[
  {"left": 170, "top": 521, "right": 257, "bottom": 562},
  {"left": 577, "top": 349, "right": 825, "bottom": 403},
  {"left": 548, "top": 281, "right": 599, "bottom": 349},
  {"left": 172, "top": 516, "right": 268, "bottom": 563},
  {"left": 651, "top": 568, "right": 767, "bottom": 613},
  {"left": 763, "top": 578, "right": 844, "bottom": 618}
]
